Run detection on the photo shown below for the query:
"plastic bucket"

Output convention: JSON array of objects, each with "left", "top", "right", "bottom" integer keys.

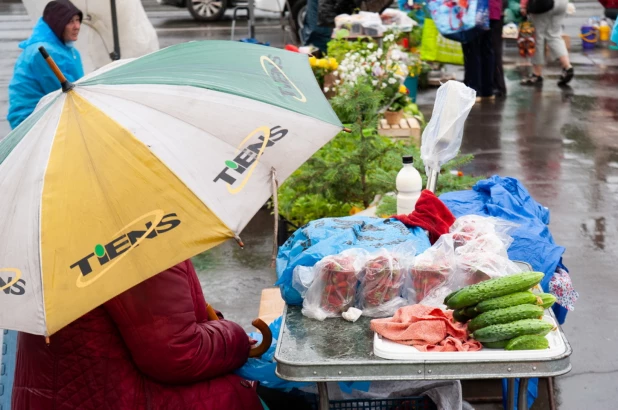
[
  {"left": 580, "top": 26, "right": 598, "bottom": 50},
  {"left": 404, "top": 75, "right": 418, "bottom": 103},
  {"left": 599, "top": 25, "right": 610, "bottom": 42}
]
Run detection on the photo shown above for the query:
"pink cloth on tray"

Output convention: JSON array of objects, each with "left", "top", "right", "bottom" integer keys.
[{"left": 370, "top": 304, "right": 483, "bottom": 352}]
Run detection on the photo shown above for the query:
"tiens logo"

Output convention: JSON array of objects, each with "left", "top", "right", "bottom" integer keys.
[
  {"left": 0, "top": 268, "right": 25, "bottom": 296},
  {"left": 213, "top": 126, "right": 288, "bottom": 194},
  {"left": 70, "top": 211, "right": 181, "bottom": 288},
  {"left": 261, "top": 55, "right": 306, "bottom": 103}
]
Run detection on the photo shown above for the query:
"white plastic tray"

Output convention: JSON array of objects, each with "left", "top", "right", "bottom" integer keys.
[{"left": 373, "top": 313, "right": 567, "bottom": 362}]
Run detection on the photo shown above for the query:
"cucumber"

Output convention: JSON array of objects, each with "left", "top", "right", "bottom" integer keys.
[
  {"left": 482, "top": 340, "right": 509, "bottom": 349},
  {"left": 468, "top": 304, "right": 544, "bottom": 333},
  {"left": 444, "top": 289, "right": 461, "bottom": 305},
  {"left": 446, "top": 272, "right": 544, "bottom": 309},
  {"left": 475, "top": 291, "right": 539, "bottom": 313},
  {"left": 537, "top": 293, "right": 557, "bottom": 309},
  {"left": 453, "top": 308, "right": 470, "bottom": 323},
  {"left": 470, "top": 319, "right": 554, "bottom": 343},
  {"left": 464, "top": 305, "right": 481, "bottom": 318},
  {"left": 505, "top": 335, "right": 549, "bottom": 350}
]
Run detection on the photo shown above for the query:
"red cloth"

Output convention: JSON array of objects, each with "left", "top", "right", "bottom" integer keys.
[
  {"left": 392, "top": 189, "right": 456, "bottom": 244},
  {"left": 370, "top": 305, "right": 483, "bottom": 352},
  {"left": 11, "top": 260, "right": 262, "bottom": 410}
]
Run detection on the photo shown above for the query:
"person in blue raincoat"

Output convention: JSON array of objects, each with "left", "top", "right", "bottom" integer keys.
[{"left": 7, "top": 0, "right": 84, "bottom": 129}]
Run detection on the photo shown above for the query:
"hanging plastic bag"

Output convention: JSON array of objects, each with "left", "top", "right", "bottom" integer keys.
[
  {"left": 302, "top": 249, "right": 367, "bottom": 321},
  {"left": 357, "top": 244, "right": 416, "bottom": 317},
  {"left": 420, "top": 81, "right": 476, "bottom": 176},
  {"left": 408, "top": 235, "right": 456, "bottom": 303}
]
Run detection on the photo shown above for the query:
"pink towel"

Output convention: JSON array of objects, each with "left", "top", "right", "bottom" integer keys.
[{"left": 370, "top": 305, "right": 483, "bottom": 352}]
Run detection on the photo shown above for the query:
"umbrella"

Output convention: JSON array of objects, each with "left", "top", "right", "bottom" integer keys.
[{"left": 0, "top": 41, "right": 342, "bottom": 341}]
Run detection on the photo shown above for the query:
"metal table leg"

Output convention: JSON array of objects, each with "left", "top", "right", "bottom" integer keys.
[
  {"left": 518, "top": 378, "right": 530, "bottom": 410},
  {"left": 317, "top": 382, "right": 329, "bottom": 410},
  {"left": 506, "top": 378, "right": 516, "bottom": 410}
]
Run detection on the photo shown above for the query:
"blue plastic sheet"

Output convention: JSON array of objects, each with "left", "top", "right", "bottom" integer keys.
[
  {"left": 237, "top": 317, "right": 309, "bottom": 391},
  {"left": 275, "top": 216, "right": 431, "bottom": 305}
]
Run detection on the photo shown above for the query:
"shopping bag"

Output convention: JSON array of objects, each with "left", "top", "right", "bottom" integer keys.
[
  {"left": 442, "top": 0, "right": 489, "bottom": 43},
  {"left": 420, "top": 17, "right": 464, "bottom": 65},
  {"left": 427, "top": 0, "right": 477, "bottom": 35},
  {"left": 517, "top": 20, "right": 536, "bottom": 58}
]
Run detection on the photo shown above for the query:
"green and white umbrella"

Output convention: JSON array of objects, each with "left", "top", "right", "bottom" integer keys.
[{"left": 0, "top": 40, "right": 342, "bottom": 336}]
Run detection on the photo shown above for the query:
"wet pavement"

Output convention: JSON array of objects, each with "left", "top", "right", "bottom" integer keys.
[{"left": 1, "top": 1, "right": 617, "bottom": 408}]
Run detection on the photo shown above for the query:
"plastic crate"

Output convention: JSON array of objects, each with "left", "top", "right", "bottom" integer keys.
[{"left": 311, "top": 396, "right": 437, "bottom": 410}]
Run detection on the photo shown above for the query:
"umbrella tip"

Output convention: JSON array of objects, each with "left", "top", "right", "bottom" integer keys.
[
  {"left": 234, "top": 235, "right": 245, "bottom": 249},
  {"left": 343, "top": 127, "right": 352, "bottom": 133}
]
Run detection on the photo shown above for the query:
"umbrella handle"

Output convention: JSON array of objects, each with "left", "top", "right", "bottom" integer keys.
[
  {"left": 38, "top": 47, "right": 74, "bottom": 93},
  {"left": 205, "top": 304, "right": 273, "bottom": 358}
]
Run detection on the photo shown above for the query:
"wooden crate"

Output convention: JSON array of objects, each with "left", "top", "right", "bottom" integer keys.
[
  {"left": 378, "top": 117, "right": 421, "bottom": 145},
  {"left": 258, "top": 287, "right": 285, "bottom": 325}
]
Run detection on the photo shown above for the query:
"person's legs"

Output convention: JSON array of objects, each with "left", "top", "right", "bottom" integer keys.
[
  {"left": 491, "top": 19, "right": 507, "bottom": 96},
  {"left": 545, "top": 0, "right": 574, "bottom": 84},
  {"left": 479, "top": 29, "right": 495, "bottom": 98},
  {"left": 462, "top": 40, "right": 481, "bottom": 94}
]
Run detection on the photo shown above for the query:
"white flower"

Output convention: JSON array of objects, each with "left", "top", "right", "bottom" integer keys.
[
  {"left": 333, "top": 71, "right": 339, "bottom": 76},
  {"left": 367, "top": 43, "right": 375, "bottom": 49},
  {"left": 324, "top": 87, "right": 329, "bottom": 92},
  {"left": 388, "top": 78, "right": 397, "bottom": 84},
  {"left": 377, "top": 48, "right": 383, "bottom": 57},
  {"left": 372, "top": 80, "right": 378, "bottom": 86},
  {"left": 381, "top": 82, "right": 387, "bottom": 88},
  {"left": 335, "top": 79, "right": 341, "bottom": 85}
]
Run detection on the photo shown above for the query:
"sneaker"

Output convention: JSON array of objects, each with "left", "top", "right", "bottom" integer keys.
[
  {"left": 558, "top": 67, "right": 574, "bottom": 86},
  {"left": 521, "top": 74, "right": 543, "bottom": 86}
]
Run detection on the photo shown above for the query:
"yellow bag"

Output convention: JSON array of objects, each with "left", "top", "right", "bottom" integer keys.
[{"left": 420, "top": 18, "right": 464, "bottom": 65}]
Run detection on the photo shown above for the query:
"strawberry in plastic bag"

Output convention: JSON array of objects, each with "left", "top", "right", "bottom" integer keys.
[
  {"left": 302, "top": 250, "right": 365, "bottom": 321},
  {"left": 319, "top": 257, "right": 357, "bottom": 313},
  {"left": 358, "top": 255, "right": 407, "bottom": 317}
]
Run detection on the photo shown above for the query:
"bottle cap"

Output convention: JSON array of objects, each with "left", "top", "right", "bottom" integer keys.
[{"left": 402, "top": 155, "right": 414, "bottom": 164}]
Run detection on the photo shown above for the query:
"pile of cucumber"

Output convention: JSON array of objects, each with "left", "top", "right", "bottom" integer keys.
[{"left": 444, "top": 271, "right": 558, "bottom": 350}]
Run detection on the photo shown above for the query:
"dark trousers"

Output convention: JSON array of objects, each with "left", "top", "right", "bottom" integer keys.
[
  {"left": 462, "top": 29, "right": 494, "bottom": 98},
  {"left": 491, "top": 19, "right": 507, "bottom": 96}
]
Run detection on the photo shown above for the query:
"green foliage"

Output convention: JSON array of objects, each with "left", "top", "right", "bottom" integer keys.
[
  {"left": 278, "top": 80, "right": 482, "bottom": 226},
  {"left": 388, "top": 92, "right": 410, "bottom": 112},
  {"left": 326, "top": 38, "right": 368, "bottom": 63}
]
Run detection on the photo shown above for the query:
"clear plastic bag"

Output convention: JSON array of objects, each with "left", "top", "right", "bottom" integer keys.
[
  {"left": 407, "top": 235, "right": 455, "bottom": 304},
  {"left": 420, "top": 81, "right": 476, "bottom": 175},
  {"left": 450, "top": 215, "right": 518, "bottom": 258},
  {"left": 455, "top": 252, "right": 523, "bottom": 288},
  {"left": 302, "top": 249, "right": 367, "bottom": 321},
  {"left": 357, "top": 245, "right": 415, "bottom": 317},
  {"left": 292, "top": 265, "right": 317, "bottom": 299}
]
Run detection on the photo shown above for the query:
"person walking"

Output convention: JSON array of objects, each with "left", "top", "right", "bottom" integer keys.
[
  {"left": 7, "top": 0, "right": 84, "bottom": 129},
  {"left": 519, "top": 0, "right": 574, "bottom": 86}
]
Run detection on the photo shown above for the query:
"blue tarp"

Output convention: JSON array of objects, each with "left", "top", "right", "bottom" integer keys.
[
  {"left": 275, "top": 216, "right": 431, "bottom": 305},
  {"left": 440, "top": 175, "right": 569, "bottom": 410}
]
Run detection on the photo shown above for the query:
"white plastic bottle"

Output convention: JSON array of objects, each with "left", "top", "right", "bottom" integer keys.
[{"left": 396, "top": 155, "right": 422, "bottom": 215}]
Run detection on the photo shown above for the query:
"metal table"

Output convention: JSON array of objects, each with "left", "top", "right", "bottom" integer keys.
[{"left": 275, "top": 305, "right": 572, "bottom": 410}]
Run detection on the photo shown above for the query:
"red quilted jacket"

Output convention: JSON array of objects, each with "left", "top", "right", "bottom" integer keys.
[{"left": 11, "top": 260, "right": 263, "bottom": 410}]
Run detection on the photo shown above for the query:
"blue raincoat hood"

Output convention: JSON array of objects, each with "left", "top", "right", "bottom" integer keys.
[{"left": 7, "top": 18, "right": 83, "bottom": 129}]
